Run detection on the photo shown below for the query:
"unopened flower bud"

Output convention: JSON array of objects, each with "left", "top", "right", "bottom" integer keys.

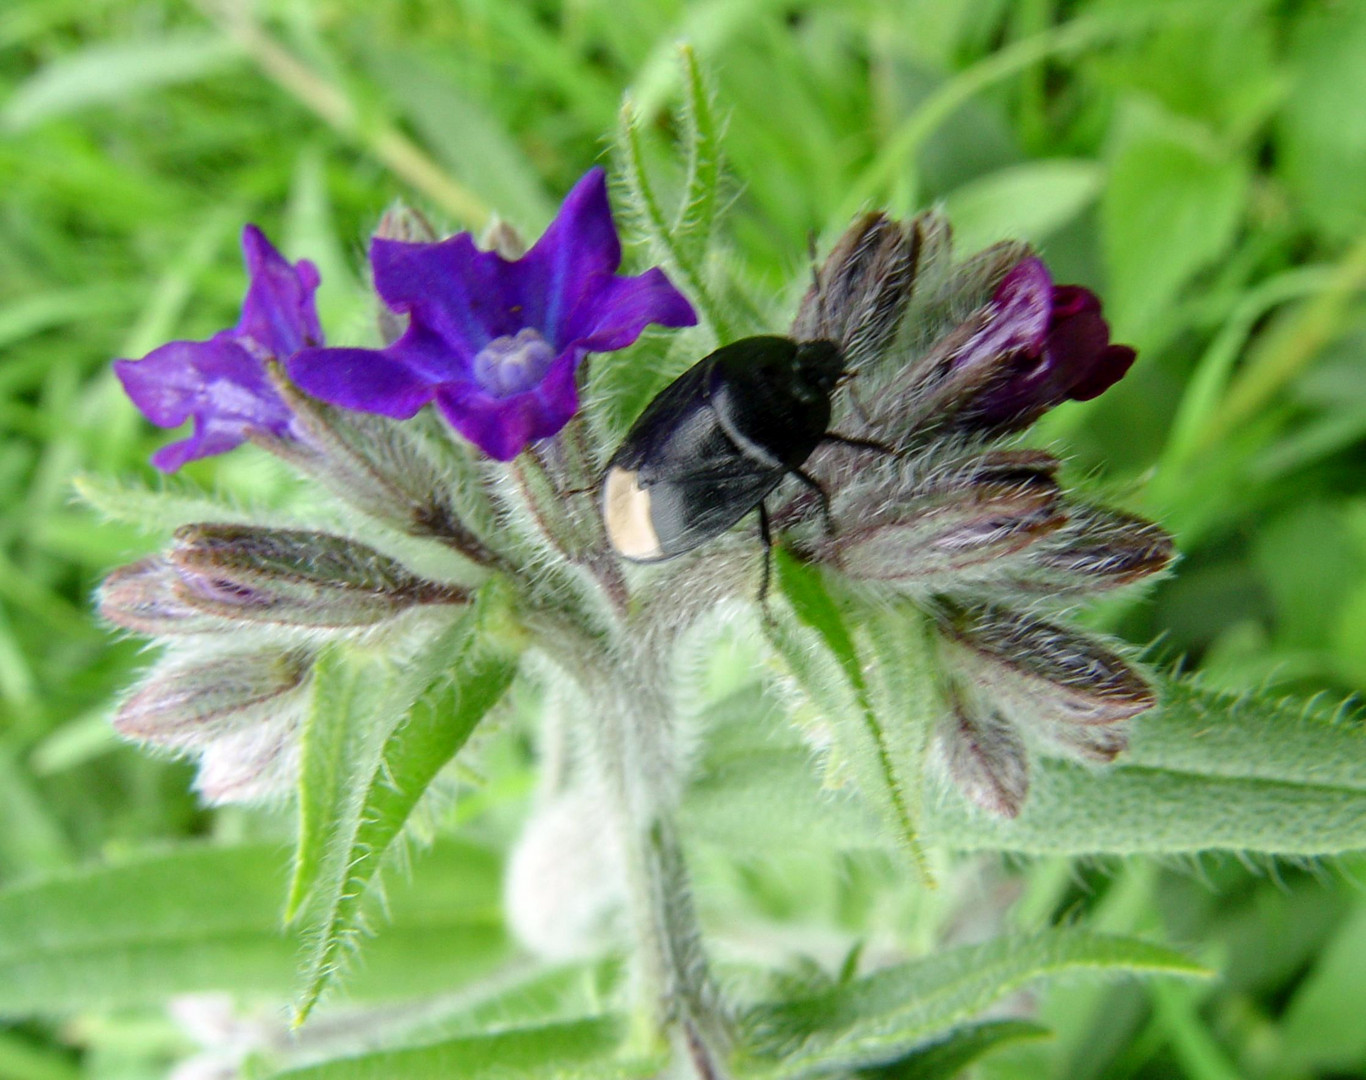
[
  {"left": 169, "top": 524, "right": 468, "bottom": 628},
  {"left": 255, "top": 368, "right": 495, "bottom": 557},
  {"left": 99, "top": 558, "right": 232, "bottom": 635},
  {"left": 480, "top": 218, "right": 527, "bottom": 260},
  {"left": 863, "top": 250, "right": 1134, "bottom": 446},
  {"left": 936, "top": 601, "right": 1155, "bottom": 728},
  {"left": 373, "top": 203, "right": 438, "bottom": 344},
  {"left": 114, "top": 647, "right": 313, "bottom": 748},
  {"left": 373, "top": 202, "right": 437, "bottom": 244},
  {"left": 938, "top": 685, "right": 1029, "bottom": 819},
  {"left": 194, "top": 715, "right": 301, "bottom": 805},
  {"left": 791, "top": 212, "right": 920, "bottom": 369},
  {"left": 1042, "top": 718, "right": 1129, "bottom": 763},
  {"left": 825, "top": 461, "right": 1065, "bottom": 584},
  {"left": 1013, "top": 505, "right": 1175, "bottom": 594}
]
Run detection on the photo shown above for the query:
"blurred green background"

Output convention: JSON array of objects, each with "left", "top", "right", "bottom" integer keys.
[{"left": 3, "top": 0, "right": 1366, "bottom": 1077}]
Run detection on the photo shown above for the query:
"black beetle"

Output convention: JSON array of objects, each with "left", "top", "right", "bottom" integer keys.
[{"left": 602, "top": 334, "right": 849, "bottom": 564}]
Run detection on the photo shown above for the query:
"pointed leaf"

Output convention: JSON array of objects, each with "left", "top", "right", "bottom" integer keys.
[
  {"left": 771, "top": 550, "right": 933, "bottom": 880},
  {"left": 673, "top": 45, "right": 722, "bottom": 267},
  {"left": 290, "top": 584, "right": 521, "bottom": 1021},
  {"left": 857, "top": 1018, "right": 1049, "bottom": 1078},
  {"left": 272, "top": 1017, "right": 660, "bottom": 1080},
  {"left": 736, "top": 931, "right": 1205, "bottom": 1079},
  {"left": 687, "top": 677, "right": 1366, "bottom": 859},
  {"left": 0, "top": 841, "right": 504, "bottom": 1017},
  {"left": 617, "top": 93, "right": 733, "bottom": 341},
  {"left": 922, "top": 678, "right": 1366, "bottom": 856}
]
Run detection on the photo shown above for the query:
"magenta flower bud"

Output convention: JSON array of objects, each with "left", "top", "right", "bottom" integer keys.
[{"left": 966, "top": 258, "right": 1136, "bottom": 430}]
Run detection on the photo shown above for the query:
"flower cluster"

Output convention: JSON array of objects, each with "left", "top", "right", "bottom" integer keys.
[
  {"left": 782, "top": 210, "right": 1171, "bottom": 817},
  {"left": 98, "top": 152, "right": 1175, "bottom": 1079},
  {"left": 104, "top": 169, "right": 695, "bottom": 797},
  {"left": 103, "top": 173, "right": 1167, "bottom": 828}
]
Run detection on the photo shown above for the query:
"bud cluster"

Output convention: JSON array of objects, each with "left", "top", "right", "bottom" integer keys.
[
  {"left": 776, "top": 209, "right": 1172, "bottom": 817},
  {"left": 99, "top": 515, "right": 477, "bottom": 802}
]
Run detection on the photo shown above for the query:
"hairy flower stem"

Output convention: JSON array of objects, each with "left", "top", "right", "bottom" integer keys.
[{"left": 585, "top": 648, "right": 729, "bottom": 1076}]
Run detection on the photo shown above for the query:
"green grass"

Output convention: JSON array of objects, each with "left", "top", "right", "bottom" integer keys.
[{"left": 4, "top": 1, "right": 1366, "bottom": 1077}]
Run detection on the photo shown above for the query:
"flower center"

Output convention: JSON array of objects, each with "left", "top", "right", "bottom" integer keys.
[{"left": 472, "top": 328, "right": 557, "bottom": 398}]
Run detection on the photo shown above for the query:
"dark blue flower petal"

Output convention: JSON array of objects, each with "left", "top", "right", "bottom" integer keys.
[
  {"left": 287, "top": 345, "right": 434, "bottom": 418},
  {"left": 290, "top": 167, "right": 696, "bottom": 460},
  {"left": 517, "top": 168, "right": 623, "bottom": 339},
  {"left": 435, "top": 348, "right": 580, "bottom": 462},
  {"left": 566, "top": 268, "right": 701, "bottom": 353}
]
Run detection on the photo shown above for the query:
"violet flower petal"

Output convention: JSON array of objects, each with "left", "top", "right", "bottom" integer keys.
[
  {"left": 287, "top": 166, "right": 696, "bottom": 460},
  {"left": 114, "top": 225, "right": 322, "bottom": 471},
  {"left": 286, "top": 344, "right": 435, "bottom": 419},
  {"left": 235, "top": 224, "right": 323, "bottom": 359},
  {"left": 955, "top": 256, "right": 1052, "bottom": 378}
]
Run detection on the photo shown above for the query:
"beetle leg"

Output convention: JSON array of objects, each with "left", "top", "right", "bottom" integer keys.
[
  {"left": 758, "top": 499, "right": 774, "bottom": 608},
  {"left": 790, "top": 468, "right": 834, "bottom": 535}
]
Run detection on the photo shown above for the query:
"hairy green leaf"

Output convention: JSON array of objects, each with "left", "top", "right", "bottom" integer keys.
[
  {"left": 735, "top": 931, "right": 1204, "bottom": 1079},
  {"left": 0, "top": 840, "right": 504, "bottom": 1017},
  {"left": 673, "top": 44, "right": 722, "bottom": 267},
  {"left": 770, "top": 550, "right": 933, "bottom": 879},
  {"left": 687, "top": 676, "right": 1366, "bottom": 858},
  {"left": 856, "top": 1019, "right": 1049, "bottom": 1079},
  {"left": 926, "top": 678, "right": 1366, "bottom": 856},
  {"left": 273, "top": 1017, "right": 659, "bottom": 1080},
  {"left": 617, "top": 87, "right": 734, "bottom": 342},
  {"left": 291, "top": 590, "right": 521, "bottom": 1021}
]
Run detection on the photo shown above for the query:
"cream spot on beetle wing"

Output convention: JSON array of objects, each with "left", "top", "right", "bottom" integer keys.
[{"left": 603, "top": 467, "right": 662, "bottom": 560}]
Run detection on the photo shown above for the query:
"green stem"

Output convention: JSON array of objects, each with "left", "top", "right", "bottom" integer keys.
[
  {"left": 586, "top": 647, "right": 730, "bottom": 1075},
  {"left": 200, "top": 2, "right": 490, "bottom": 228},
  {"left": 619, "top": 99, "right": 737, "bottom": 343}
]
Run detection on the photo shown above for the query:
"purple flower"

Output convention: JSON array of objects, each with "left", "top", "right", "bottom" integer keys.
[
  {"left": 970, "top": 257, "right": 1136, "bottom": 428},
  {"left": 287, "top": 168, "right": 697, "bottom": 461},
  {"left": 114, "top": 225, "right": 323, "bottom": 472}
]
